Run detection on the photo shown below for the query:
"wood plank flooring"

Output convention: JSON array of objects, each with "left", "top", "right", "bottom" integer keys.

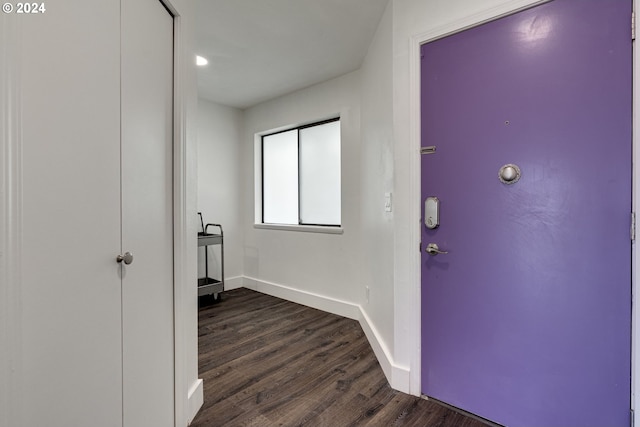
[{"left": 191, "top": 288, "right": 488, "bottom": 427}]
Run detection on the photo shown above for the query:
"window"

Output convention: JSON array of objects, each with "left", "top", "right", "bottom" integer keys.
[{"left": 262, "top": 118, "right": 341, "bottom": 227}]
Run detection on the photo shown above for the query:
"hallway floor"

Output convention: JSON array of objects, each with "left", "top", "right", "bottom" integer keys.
[{"left": 191, "top": 288, "right": 488, "bottom": 427}]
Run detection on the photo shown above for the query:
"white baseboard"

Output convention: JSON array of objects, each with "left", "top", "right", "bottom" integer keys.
[
  {"left": 242, "top": 276, "right": 361, "bottom": 320},
  {"left": 358, "top": 307, "right": 411, "bottom": 394},
  {"left": 186, "top": 378, "right": 203, "bottom": 426},
  {"left": 223, "top": 276, "right": 244, "bottom": 291},
  {"left": 237, "top": 276, "right": 412, "bottom": 394}
]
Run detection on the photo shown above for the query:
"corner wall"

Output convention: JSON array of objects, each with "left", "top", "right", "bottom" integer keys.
[
  {"left": 241, "top": 71, "right": 363, "bottom": 309},
  {"left": 197, "top": 99, "right": 244, "bottom": 289},
  {"left": 196, "top": 27, "right": 403, "bottom": 389},
  {"left": 358, "top": 0, "right": 402, "bottom": 387}
]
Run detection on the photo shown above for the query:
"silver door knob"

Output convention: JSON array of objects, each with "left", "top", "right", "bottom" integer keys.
[
  {"left": 116, "top": 251, "right": 134, "bottom": 265},
  {"left": 425, "top": 243, "right": 448, "bottom": 256}
]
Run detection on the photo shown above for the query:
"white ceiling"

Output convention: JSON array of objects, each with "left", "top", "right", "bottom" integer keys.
[{"left": 195, "top": 0, "right": 389, "bottom": 109}]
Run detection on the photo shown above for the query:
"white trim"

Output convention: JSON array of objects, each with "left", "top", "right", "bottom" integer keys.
[
  {"left": 253, "top": 223, "right": 344, "bottom": 235},
  {"left": 163, "top": 2, "right": 197, "bottom": 426},
  {"left": 0, "top": 14, "right": 23, "bottom": 427},
  {"left": 406, "top": 29, "right": 422, "bottom": 396},
  {"left": 169, "top": 10, "right": 186, "bottom": 427},
  {"left": 412, "top": 0, "right": 550, "bottom": 45},
  {"left": 223, "top": 276, "right": 244, "bottom": 291},
  {"left": 186, "top": 379, "right": 204, "bottom": 426},
  {"left": 242, "top": 276, "right": 360, "bottom": 320},
  {"left": 359, "top": 307, "right": 411, "bottom": 394},
  {"left": 235, "top": 279, "right": 410, "bottom": 393},
  {"left": 405, "top": 0, "right": 560, "bottom": 397}
]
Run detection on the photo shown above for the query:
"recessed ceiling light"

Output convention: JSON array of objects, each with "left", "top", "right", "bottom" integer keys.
[{"left": 196, "top": 55, "right": 208, "bottom": 66}]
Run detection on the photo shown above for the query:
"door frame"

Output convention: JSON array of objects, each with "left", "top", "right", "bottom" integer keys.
[
  {"left": 159, "top": 0, "right": 201, "bottom": 425},
  {"left": 0, "top": 12, "right": 24, "bottom": 427},
  {"left": 406, "top": 0, "right": 637, "bottom": 419}
]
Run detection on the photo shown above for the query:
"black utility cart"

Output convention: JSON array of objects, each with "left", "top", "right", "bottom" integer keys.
[{"left": 197, "top": 213, "right": 224, "bottom": 298}]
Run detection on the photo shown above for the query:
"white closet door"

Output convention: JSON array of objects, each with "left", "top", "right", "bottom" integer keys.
[
  {"left": 11, "top": 1, "right": 175, "bottom": 426},
  {"left": 121, "top": 1, "right": 175, "bottom": 426},
  {"left": 17, "top": 2, "right": 123, "bottom": 427}
]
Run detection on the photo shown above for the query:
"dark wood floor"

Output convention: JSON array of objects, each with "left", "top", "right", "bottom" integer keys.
[{"left": 191, "top": 288, "right": 487, "bottom": 427}]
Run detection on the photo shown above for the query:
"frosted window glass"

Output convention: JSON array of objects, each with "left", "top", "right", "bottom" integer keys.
[
  {"left": 299, "top": 121, "right": 341, "bottom": 225},
  {"left": 263, "top": 130, "right": 299, "bottom": 224}
]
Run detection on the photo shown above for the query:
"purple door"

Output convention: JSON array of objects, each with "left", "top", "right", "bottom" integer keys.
[{"left": 420, "top": 1, "right": 632, "bottom": 426}]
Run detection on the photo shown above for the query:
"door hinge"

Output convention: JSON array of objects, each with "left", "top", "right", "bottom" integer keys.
[
  {"left": 419, "top": 242, "right": 422, "bottom": 252},
  {"left": 631, "top": 212, "right": 636, "bottom": 242},
  {"left": 633, "top": 11, "right": 636, "bottom": 41},
  {"left": 631, "top": 408, "right": 634, "bottom": 427}
]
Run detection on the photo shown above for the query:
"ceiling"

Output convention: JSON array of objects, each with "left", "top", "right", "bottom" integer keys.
[{"left": 195, "top": 0, "right": 389, "bottom": 109}]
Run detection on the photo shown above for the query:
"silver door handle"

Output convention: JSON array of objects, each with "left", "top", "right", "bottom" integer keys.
[
  {"left": 116, "top": 251, "right": 134, "bottom": 265},
  {"left": 425, "top": 243, "right": 448, "bottom": 256}
]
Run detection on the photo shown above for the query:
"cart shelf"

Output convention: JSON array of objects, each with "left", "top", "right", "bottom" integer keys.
[{"left": 197, "top": 214, "right": 224, "bottom": 298}]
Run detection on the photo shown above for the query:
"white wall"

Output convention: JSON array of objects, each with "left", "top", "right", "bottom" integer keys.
[
  {"left": 241, "top": 71, "right": 362, "bottom": 313},
  {"left": 358, "top": 0, "right": 398, "bottom": 381},
  {"left": 197, "top": 99, "right": 244, "bottom": 288}
]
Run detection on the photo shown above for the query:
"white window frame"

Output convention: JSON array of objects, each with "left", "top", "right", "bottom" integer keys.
[{"left": 254, "top": 118, "right": 343, "bottom": 234}]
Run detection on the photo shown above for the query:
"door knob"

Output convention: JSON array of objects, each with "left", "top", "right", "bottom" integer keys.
[
  {"left": 116, "top": 251, "right": 134, "bottom": 265},
  {"left": 425, "top": 243, "right": 448, "bottom": 256}
]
